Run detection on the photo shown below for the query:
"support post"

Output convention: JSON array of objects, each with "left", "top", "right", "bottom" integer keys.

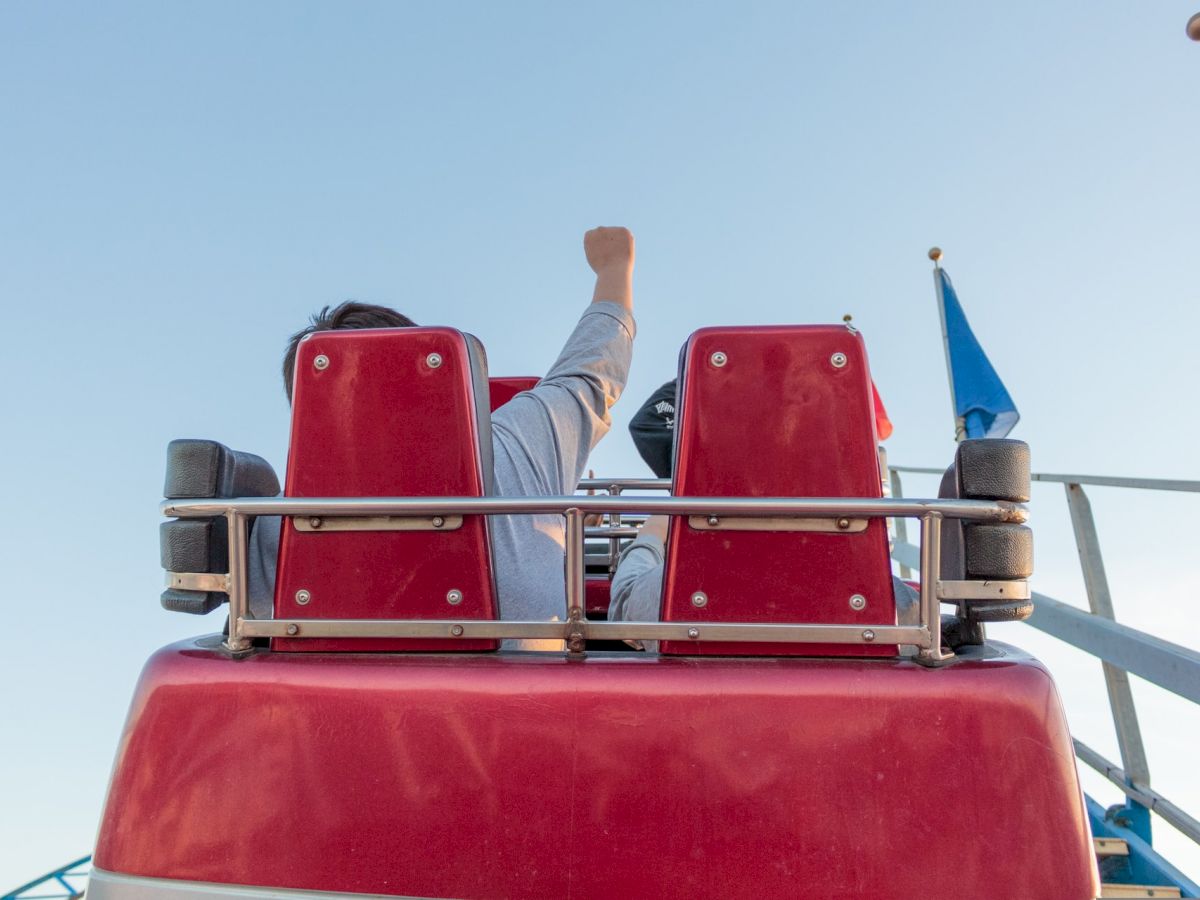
[
  {"left": 224, "top": 511, "right": 251, "bottom": 653},
  {"left": 608, "top": 483, "right": 623, "bottom": 575},
  {"left": 564, "top": 508, "right": 587, "bottom": 653},
  {"left": 1064, "top": 482, "right": 1152, "bottom": 840},
  {"left": 916, "top": 512, "right": 950, "bottom": 664},
  {"left": 888, "top": 468, "right": 913, "bottom": 580}
]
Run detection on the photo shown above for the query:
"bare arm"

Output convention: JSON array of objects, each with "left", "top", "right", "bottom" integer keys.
[
  {"left": 639, "top": 515, "right": 669, "bottom": 543},
  {"left": 584, "top": 226, "right": 635, "bottom": 312}
]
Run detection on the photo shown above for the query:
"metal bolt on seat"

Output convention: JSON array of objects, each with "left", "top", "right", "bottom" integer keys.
[
  {"left": 849, "top": 594, "right": 867, "bottom": 611},
  {"left": 426, "top": 352, "right": 443, "bottom": 368},
  {"left": 313, "top": 354, "right": 330, "bottom": 370},
  {"left": 710, "top": 351, "right": 728, "bottom": 367},
  {"left": 691, "top": 591, "right": 708, "bottom": 608},
  {"left": 830, "top": 352, "right": 848, "bottom": 368},
  {"left": 295, "top": 589, "right": 311, "bottom": 605},
  {"left": 446, "top": 589, "right": 463, "bottom": 605}
]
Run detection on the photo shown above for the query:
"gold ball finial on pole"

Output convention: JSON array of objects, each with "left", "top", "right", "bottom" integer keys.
[
  {"left": 842, "top": 314, "right": 853, "bottom": 324},
  {"left": 1187, "top": 12, "right": 1200, "bottom": 41},
  {"left": 928, "top": 246, "right": 943, "bottom": 264}
]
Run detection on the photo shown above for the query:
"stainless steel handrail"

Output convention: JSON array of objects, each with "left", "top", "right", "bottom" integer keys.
[
  {"left": 577, "top": 477, "right": 671, "bottom": 492},
  {"left": 162, "top": 495, "right": 1026, "bottom": 521},
  {"left": 162, "top": 493, "right": 1024, "bottom": 662},
  {"left": 890, "top": 465, "right": 1200, "bottom": 494}
]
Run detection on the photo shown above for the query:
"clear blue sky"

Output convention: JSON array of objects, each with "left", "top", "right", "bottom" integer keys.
[{"left": 2, "top": 0, "right": 1198, "bottom": 888}]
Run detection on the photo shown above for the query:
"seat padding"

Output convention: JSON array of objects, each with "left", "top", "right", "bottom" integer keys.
[{"left": 159, "top": 439, "right": 280, "bottom": 615}]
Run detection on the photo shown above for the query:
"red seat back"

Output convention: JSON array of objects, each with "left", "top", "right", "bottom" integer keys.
[
  {"left": 660, "top": 325, "right": 896, "bottom": 656},
  {"left": 272, "top": 327, "right": 497, "bottom": 652},
  {"left": 488, "top": 376, "right": 539, "bottom": 412}
]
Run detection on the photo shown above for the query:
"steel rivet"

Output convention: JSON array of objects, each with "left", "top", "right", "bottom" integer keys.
[
  {"left": 710, "top": 351, "right": 728, "bottom": 367},
  {"left": 295, "top": 589, "right": 311, "bottom": 605},
  {"left": 707, "top": 515, "right": 719, "bottom": 526},
  {"left": 309, "top": 517, "right": 322, "bottom": 529},
  {"left": 432, "top": 516, "right": 445, "bottom": 528},
  {"left": 450, "top": 625, "right": 464, "bottom": 636},
  {"left": 862, "top": 629, "right": 876, "bottom": 642},
  {"left": 446, "top": 589, "right": 463, "bottom": 606},
  {"left": 849, "top": 593, "right": 867, "bottom": 611},
  {"left": 691, "top": 591, "right": 708, "bottom": 609},
  {"left": 687, "top": 627, "right": 700, "bottom": 639},
  {"left": 426, "top": 352, "right": 443, "bottom": 368},
  {"left": 313, "top": 354, "right": 330, "bottom": 370},
  {"left": 286, "top": 624, "right": 300, "bottom": 636},
  {"left": 836, "top": 517, "right": 851, "bottom": 530},
  {"left": 830, "top": 352, "right": 848, "bottom": 368}
]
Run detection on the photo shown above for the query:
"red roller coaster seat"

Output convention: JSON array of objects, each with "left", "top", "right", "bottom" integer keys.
[
  {"left": 660, "top": 325, "right": 897, "bottom": 656},
  {"left": 272, "top": 326, "right": 498, "bottom": 652}
]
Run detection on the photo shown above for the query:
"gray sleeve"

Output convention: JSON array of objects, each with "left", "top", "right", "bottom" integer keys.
[
  {"left": 609, "top": 532, "right": 665, "bottom": 622},
  {"left": 490, "top": 301, "right": 635, "bottom": 495},
  {"left": 892, "top": 574, "right": 920, "bottom": 626},
  {"left": 247, "top": 515, "right": 281, "bottom": 620}
]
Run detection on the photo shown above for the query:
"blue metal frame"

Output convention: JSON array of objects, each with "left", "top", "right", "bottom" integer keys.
[
  {"left": 1088, "top": 798, "right": 1200, "bottom": 896},
  {"left": 2, "top": 856, "right": 91, "bottom": 900}
]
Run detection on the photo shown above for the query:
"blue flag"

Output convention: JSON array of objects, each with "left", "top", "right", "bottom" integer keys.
[{"left": 937, "top": 268, "right": 1019, "bottom": 439}]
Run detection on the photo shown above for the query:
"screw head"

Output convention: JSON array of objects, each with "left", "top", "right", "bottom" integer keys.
[
  {"left": 687, "top": 627, "right": 700, "bottom": 639},
  {"left": 707, "top": 515, "right": 720, "bottom": 526},
  {"left": 446, "top": 589, "right": 463, "bottom": 606},
  {"left": 710, "top": 351, "right": 728, "bottom": 367},
  {"left": 830, "top": 352, "right": 848, "bottom": 368},
  {"left": 836, "top": 517, "right": 851, "bottom": 530},
  {"left": 295, "top": 589, "right": 311, "bottom": 605},
  {"left": 432, "top": 516, "right": 445, "bottom": 528},
  {"left": 849, "top": 593, "right": 867, "bottom": 611},
  {"left": 450, "top": 624, "right": 464, "bottom": 637},
  {"left": 313, "top": 354, "right": 330, "bottom": 371},
  {"left": 308, "top": 517, "right": 322, "bottom": 529},
  {"left": 691, "top": 591, "right": 708, "bottom": 609},
  {"left": 426, "top": 352, "right": 443, "bottom": 368},
  {"left": 286, "top": 623, "right": 300, "bottom": 636},
  {"left": 861, "top": 629, "right": 876, "bottom": 642}
]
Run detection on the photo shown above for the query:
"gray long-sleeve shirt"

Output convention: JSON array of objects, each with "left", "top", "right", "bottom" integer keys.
[{"left": 248, "top": 301, "right": 635, "bottom": 634}]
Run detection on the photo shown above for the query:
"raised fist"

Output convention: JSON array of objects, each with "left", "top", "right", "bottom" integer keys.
[{"left": 584, "top": 226, "right": 635, "bottom": 276}]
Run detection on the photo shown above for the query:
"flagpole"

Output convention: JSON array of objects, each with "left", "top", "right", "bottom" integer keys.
[{"left": 929, "top": 246, "right": 965, "bottom": 443}]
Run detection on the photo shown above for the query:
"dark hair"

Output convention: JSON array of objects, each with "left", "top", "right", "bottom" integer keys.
[{"left": 283, "top": 301, "right": 417, "bottom": 402}]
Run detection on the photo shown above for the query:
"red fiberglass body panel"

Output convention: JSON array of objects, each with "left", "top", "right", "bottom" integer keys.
[
  {"left": 95, "top": 640, "right": 1098, "bottom": 900},
  {"left": 273, "top": 327, "right": 497, "bottom": 652},
  {"left": 662, "top": 326, "right": 895, "bottom": 656},
  {"left": 487, "top": 375, "right": 538, "bottom": 411}
]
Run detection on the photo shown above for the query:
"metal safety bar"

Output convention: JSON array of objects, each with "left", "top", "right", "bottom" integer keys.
[
  {"left": 891, "top": 466, "right": 1200, "bottom": 495},
  {"left": 889, "top": 464, "right": 1200, "bottom": 850},
  {"left": 162, "top": 493, "right": 1026, "bottom": 662}
]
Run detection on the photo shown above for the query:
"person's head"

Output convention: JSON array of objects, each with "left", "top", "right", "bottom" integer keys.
[{"left": 282, "top": 301, "right": 417, "bottom": 402}]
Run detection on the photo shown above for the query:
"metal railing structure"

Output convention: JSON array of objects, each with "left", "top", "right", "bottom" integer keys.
[
  {"left": 890, "top": 465, "right": 1200, "bottom": 865},
  {"left": 1, "top": 856, "right": 89, "bottom": 900},
  {"left": 162, "top": 486, "right": 1028, "bottom": 663}
]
